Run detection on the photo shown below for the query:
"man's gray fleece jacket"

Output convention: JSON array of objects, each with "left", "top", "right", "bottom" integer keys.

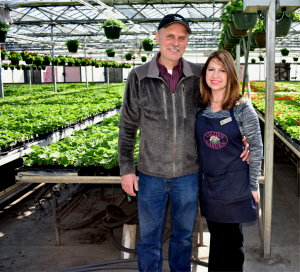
[{"left": 118, "top": 55, "right": 202, "bottom": 178}]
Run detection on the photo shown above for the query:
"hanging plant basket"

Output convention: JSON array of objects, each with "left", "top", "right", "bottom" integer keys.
[
  {"left": 141, "top": 57, "right": 147, "bottom": 62},
  {"left": 232, "top": 11, "right": 258, "bottom": 30},
  {"left": 25, "top": 59, "right": 33, "bottom": 65},
  {"left": 3, "top": 67, "right": 8, "bottom": 70},
  {"left": 142, "top": 43, "right": 154, "bottom": 51},
  {"left": 0, "top": 31, "right": 7, "bottom": 43},
  {"left": 229, "top": 21, "right": 247, "bottom": 37},
  {"left": 107, "top": 52, "right": 115, "bottom": 57},
  {"left": 53, "top": 61, "right": 59, "bottom": 66},
  {"left": 34, "top": 60, "right": 42, "bottom": 66},
  {"left": 259, "top": 56, "right": 264, "bottom": 62},
  {"left": 32, "top": 67, "right": 37, "bottom": 70},
  {"left": 59, "top": 60, "right": 66, "bottom": 66},
  {"left": 26, "top": 66, "right": 31, "bottom": 70},
  {"left": 254, "top": 32, "right": 266, "bottom": 48},
  {"left": 11, "top": 60, "right": 19, "bottom": 65},
  {"left": 67, "top": 44, "right": 79, "bottom": 53},
  {"left": 21, "top": 67, "right": 26, "bottom": 70},
  {"left": 1, "top": 54, "right": 5, "bottom": 60},
  {"left": 125, "top": 55, "right": 132, "bottom": 60},
  {"left": 263, "top": 15, "right": 292, "bottom": 37},
  {"left": 250, "top": 35, "right": 258, "bottom": 48},
  {"left": 104, "top": 27, "right": 122, "bottom": 40},
  {"left": 280, "top": 49, "right": 289, "bottom": 56},
  {"left": 251, "top": 59, "right": 256, "bottom": 64},
  {"left": 10, "top": 67, "right": 14, "bottom": 70},
  {"left": 281, "top": 60, "right": 286, "bottom": 63},
  {"left": 67, "top": 62, "right": 73, "bottom": 66},
  {"left": 225, "top": 32, "right": 240, "bottom": 46},
  {"left": 226, "top": 27, "right": 241, "bottom": 45},
  {"left": 75, "top": 62, "right": 80, "bottom": 66},
  {"left": 43, "top": 60, "right": 50, "bottom": 66},
  {"left": 293, "top": 57, "right": 299, "bottom": 62}
]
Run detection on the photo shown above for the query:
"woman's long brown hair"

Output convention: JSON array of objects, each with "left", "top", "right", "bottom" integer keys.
[{"left": 200, "top": 50, "right": 242, "bottom": 109}]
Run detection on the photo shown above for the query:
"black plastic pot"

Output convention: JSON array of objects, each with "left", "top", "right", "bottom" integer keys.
[
  {"left": 3, "top": 67, "right": 8, "bottom": 70},
  {"left": 254, "top": 32, "right": 266, "bottom": 48},
  {"left": 67, "top": 62, "right": 73, "bottom": 66},
  {"left": 25, "top": 59, "right": 33, "bottom": 64},
  {"left": 75, "top": 62, "right": 80, "bottom": 66},
  {"left": 259, "top": 57, "right": 264, "bottom": 62},
  {"left": 0, "top": 31, "right": 7, "bottom": 43},
  {"left": 263, "top": 14, "right": 292, "bottom": 37},
  {"left": 1, "top": 53, "right": 5, "bottom": 60},
  {"left": 229, "top": 21, "right": 247, "bottom": 37},
  {"left": 141, "top": 57, "right": 147, "bottom": 62},
  {"left": 280, "top": 50, "right": 289, "bottom": 56},
  {"left": 53, "top": 61, "right": 59, "bottom": 66},
  {"left": 67, "top": 44, "right": 79, "bottom": 53},
  {"left": 293, "top": 57, "right": 299, "bottom": 62},
  {"left": 107, "top": 52, "right": 115, "bottom": 57},
  {"left": 34, "top": 60, "right": 42, "bottom": 66},
  {"left": 251, "top": 59, "right": 256, "bottom": 64},
  {"left": 59, "top": 61, "right": 66, "bottom": 66},
  {"left": 281, "top": 60, "right": 286, "bottom": 63},
  {"left": 11, "top": 60, "right": 19, "bottom": 65},
  {"left": 142, "top": 43, "right": 154, "bottom": 51},
  {"left": 125, "top": 55, "right": 132, "bottom": 60},
  {"left": 43, "top": 60, "right": 50, "bottom": 65},
  {"left": 232, "top": 12, "right": 257, "bottom": 30},
  {"left": 104, "top": 27, "right": 122, "bottom": 39}
]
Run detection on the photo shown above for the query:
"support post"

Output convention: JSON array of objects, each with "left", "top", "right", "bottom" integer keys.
[
  {"left": 107, "top": 67, "right": 109, "bottom": 85},
  {"left": 121, "top": 224, "right": 136, "bottom": 259},
  {"left": 297, "top": 159, "right": 300, "bottom": 198},
  {"left": 0, "top": 45, "right": 4, "bottom": 98},
  {"left": 12, "top": 69, "right": 14, "bottom": 85},
  {"left": 236, "top": 44, "right": 240, "bottom": 83},
  {"left": 257, "top": 185, "right": 263, "bottom": 246},
  {"left": 84, "top": 36, "right": 88, "bottom": 89},
  {"left": 263, "top": 0, "right": 276, "bottom": 258},
  {"left": 51, "top": 25, "right": 57, "bottom": 93},
  {"left": 242, "top": 30, "right": 252, "bottom": 95},
  {"left": 29, "top": 68, "right": 31, "bottom": 86},
  {"left": 52, "top": 193, "right": 61, "bottom": 246}
]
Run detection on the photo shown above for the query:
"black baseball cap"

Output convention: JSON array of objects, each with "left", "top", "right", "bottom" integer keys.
[{"left": 158, "top": 14, "right": 191, "bottom": 34}]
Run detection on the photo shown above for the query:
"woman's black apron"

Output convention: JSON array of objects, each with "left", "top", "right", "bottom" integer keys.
[{"left": 195, "top": 107, "right": 257, "bottom": 223}]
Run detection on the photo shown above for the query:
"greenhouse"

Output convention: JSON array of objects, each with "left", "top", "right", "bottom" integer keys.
[{"left": 0, "top": 1, "right": 299, "bottom": 271}]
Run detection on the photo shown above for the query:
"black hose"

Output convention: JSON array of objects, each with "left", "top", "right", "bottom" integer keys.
[
  {"left": 102, "top": 210, "right": 139, "bottom": 228},
  {"left": 53, "top": 257, "right": 207, "bottom": 272},
  {"left": 55, "top": 209, "right": 106, "bottom": 230}
]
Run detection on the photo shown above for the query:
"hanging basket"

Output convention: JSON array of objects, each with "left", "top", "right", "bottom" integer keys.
[
  {"left": 250, "top": 35, "right": 258, "bottom": 48},
  {"left": 3, "top": 67, "right": 8, "bottom": 70},
  {"left": 142, "top": 43, "right": 154, "bottom": 51},
  {"left": 67, "top": 62, "right": 73, "bottom": 66},
  {"left": 104, "top": 27, "right": 122, "bottom": 40},
  {"left": 263, "top": 15, "right": 292, "bottom": 37},
  {"left": 25, "top": 59, "right": 33, "bottom": 64},
  {"left": 1, "top": 54, "right": 5, "bottom": 60},
  {"left": 225, "top": 32, "right": 240, "bottom": 46},
  {"left": 59, "top": 60, "right": 66, "bottom": 66},
  {"left": 229, "top": 21, "right": 247, "bottom": 37},
  {"left": 107, "top": 52, "right": 115, "bottom": 57},
  {"left": 141, "top": 57, "right": 147, "bottom": 62},
  {"left": 10, "top": 67, "right": 14, "bottom": 70},
  {"left": 251, "top": 59, "right": 256, "bottom": 64},
  {"left": 75, "top": 62, "right": 80, "bottom": 66},
  {"left": 43, "top": 60, "right": 50, "bottom": 66},
  {"left": 0, "top": 31, "right": 7, "bottom": 43},
  {"left": 226, "top": 27, "right": 241, "bottom": 44},
  {"left": 254, "top": 32, "right": 266, "bottom": 48},
  {"left": 232, "top": 11, "right": 258, "bottom": 30},
  {"left": 67, "top": 44, "right": 79, "bottom": 53},
  {"left": 293, "top": 57, "right": 299, "bottom": 62},
  {"left": 34, "top": 60, "right": 42, "bottom": 66},
  {"left": 281, "top": 60, "right": 286, "bottom": 63},
  {"left": 259, "top": 56, "right": 264, "bottom": 62},
  {"left": 125, "top": 55, "right": 132, "bottom": 60},
  {"left": 11, "top": 60, "right": 19, "bottom": 65}
]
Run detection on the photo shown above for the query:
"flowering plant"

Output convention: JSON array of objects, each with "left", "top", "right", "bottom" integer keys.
[
  {"left": 1, "top": 46, "right": 6, "bottom": 56},
  {"left": 9, "top": 64, "right": 15, "bottom": 69},
  {"left": 9, "top": 51, "right": 22, "bottom": 61},
  {"left": 24, "top": 52, "right": 34, "bottom": 60},
  {"left": 34, "top": 55, "right": 44, "bottom": 62},
  {"left": 67, "top": 56, "right": 75, "bottom": 63},
  {"left": 74, "top": 58, "right": 82, "bottom": 65},
  {"left": 2, "top": 62, "right": 9, "bottom": 68},
  {"left": 43, "top": 54, "right": 53, "bottom": 61}
]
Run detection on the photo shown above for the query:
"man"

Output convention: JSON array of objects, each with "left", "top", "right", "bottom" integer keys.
[
  {"left": 118, "top": 14, "right": 200, "bottom": 271},
  {"left": 118, "top": 14, "right": 248, "bottom": 271}
]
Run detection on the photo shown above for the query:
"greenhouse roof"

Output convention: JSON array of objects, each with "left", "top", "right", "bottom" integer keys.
[{"left": 0, "top": 0, "right": 300, "bottom": 56}]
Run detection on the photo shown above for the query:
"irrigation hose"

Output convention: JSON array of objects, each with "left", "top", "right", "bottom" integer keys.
[{"left": 53, "top": 257, "right": 207, "bottom": 272}]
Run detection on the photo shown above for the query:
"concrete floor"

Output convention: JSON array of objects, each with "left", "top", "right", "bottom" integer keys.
[{"left": 0, "top": 156, "right": 299, "bottom": 272}]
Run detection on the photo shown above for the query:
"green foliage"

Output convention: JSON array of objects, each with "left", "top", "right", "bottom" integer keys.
[
  {"left": 141, "top": 37, "right": 156, "bottom": 45},
  {"left": 253, "top": 20, "right": 264, "bottom": 35},
  {"left": 0, "top": 83, "right": 125, "bottom": 148},
  {"left": 0, "top": 22, "right": 10, "bottom": 31},
  {"left": 105, "top": 48, "right": 117, "bottom": 53},
  {"left": 65, "top": 39, "right": 81, "bottom": 46},
  {"left": 99, "top": 18, "right": 128, "bottom": 30},
  {"left": 125, "top": 52, "right": 133, "bottom": 57},
  {"left": 141, "top": 56, "right": 147, "bottom": 61},
  {"left": 43, "top": 55, "right": 53, "bottom": 61},
  {"left": 280, "top": 48, "right": 289, "bottom": 55},
  {"left": 1, "top": 62, "right": 9, "bottom": 68},
  {"left": 22, "top": 114, "right": 140, "bottom": 169},
  {"left": 8, "top": 51, "right": 22, "bottom": 61}
]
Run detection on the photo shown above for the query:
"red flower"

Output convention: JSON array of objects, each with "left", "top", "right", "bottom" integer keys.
[{"left": 1, "top": 46, "right": 4, "bottom": 50}]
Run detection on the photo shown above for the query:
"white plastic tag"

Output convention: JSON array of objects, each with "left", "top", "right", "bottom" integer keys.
[{"left": 220, "top": 117, "right": 232, "bottom": 125}]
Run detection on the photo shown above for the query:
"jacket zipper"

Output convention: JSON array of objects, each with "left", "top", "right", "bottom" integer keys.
[
  {"left": 162, "top": 85, "right": 167, "bottom": 119},
  {"left": 172, "top": 93, "right": 177, "bottom": 177},
  {"left": 181, "top": 84, "right": 186, "bottom": 118}
]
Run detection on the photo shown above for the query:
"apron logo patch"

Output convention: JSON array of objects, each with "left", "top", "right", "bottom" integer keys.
[{"left": 203, "top": 131, "right": 228, "bottom": 149}]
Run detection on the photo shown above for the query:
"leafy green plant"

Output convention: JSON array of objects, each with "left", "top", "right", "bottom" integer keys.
[
  {"left": 67, "top": 56, "right": 75, "bottom": 63},
  {"left": 9, "top": 64, "right": 15, "bottom": 69},
  {"left": 65, "top": 39, "right": 81, "bottom": 46},
  {"left": 0, "top": 22, "right": 10, "bottom": 31},
  {"left": 141, "top": 56, "right": 147, "bottom": 62},
  {"left": 43, "top": 54, "right": 53, "bottom": 61},
  {"left": 106, "top": 48, "right": 117, "bottom": 53},
  {"left": 8, "top": 51, "right": 22, "bottom": 61},
  {"left": 1, "top": 62, "right": 9, "bottom": 68},
  {"left": 141, "top": 37, "right": 156, "bottom": 45},
  {"left": 251, "top": 58, "right": 256, "bottom": 63},
  {"left": 280, "top": 48, "right": 289, "bottom": 56},
  {"left": 258, "top": 55, "right": 264, "bottom": 61},
  {"left": 253, "top": 20, "right": 264, "bottom": 35},
  {"left": 99, "top": 18, "right": 128, "bottom": 30},
  {"left": 125, "top": 52, "right": 133, "bottom": 57}
]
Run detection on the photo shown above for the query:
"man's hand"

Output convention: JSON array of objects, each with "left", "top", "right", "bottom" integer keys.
[
  {"left": 241, "top": 136, "right": 250, "bottom": 164},
  {"left": 121, "top": 173, "right": 138, "bottom": 197},
  {"left": 252, "top": 191, "right": 259, "bottom": 203}
]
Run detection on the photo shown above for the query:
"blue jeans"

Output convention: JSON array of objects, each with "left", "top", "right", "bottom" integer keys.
[{"left": 136, "top": 172, "right": 199, "bottom": 272}]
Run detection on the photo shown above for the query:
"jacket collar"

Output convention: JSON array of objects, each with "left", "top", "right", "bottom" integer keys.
[{"left": 147, "top": 52, "right": 194, "bottom": 79}]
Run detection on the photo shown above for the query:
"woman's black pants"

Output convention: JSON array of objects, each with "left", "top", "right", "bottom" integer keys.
[{"left": 207, "top": 219, "right": 244, "bottom": 272}]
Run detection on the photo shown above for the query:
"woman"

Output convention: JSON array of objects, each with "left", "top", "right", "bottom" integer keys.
[{"left": 195, "top": 50, "right": 263, "bottom": 272}]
